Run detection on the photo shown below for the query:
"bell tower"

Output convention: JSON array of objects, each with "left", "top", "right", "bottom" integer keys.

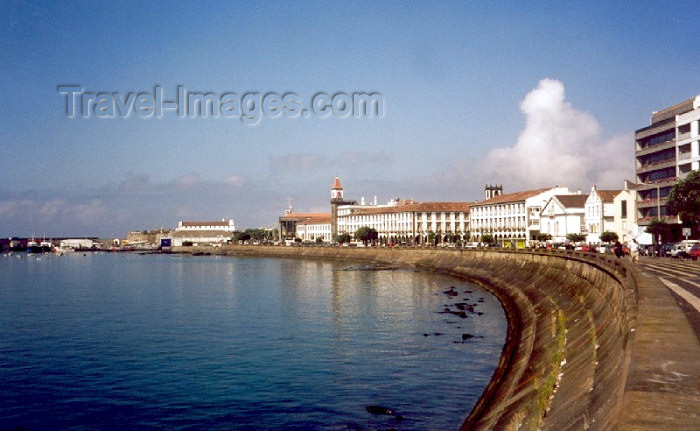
[
  {"left": 330, "top": 176, "right": 355, "bottom": 239},
  {"left": 485, "top": 184, "right": 503, "bottom": 200},
  {"left": 331, "top": 176, "right": 344, "bottom": 201}
]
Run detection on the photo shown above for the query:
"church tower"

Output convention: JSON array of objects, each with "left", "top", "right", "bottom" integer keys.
[
  {"left": 330, "top": 176, "right": 355, "bottom": 239},
  {"left": 485, "top": 184, "right": 503, "bottom": 200},
  {"left": 331, "top": 176, "right": 344, "bottom": 201}
]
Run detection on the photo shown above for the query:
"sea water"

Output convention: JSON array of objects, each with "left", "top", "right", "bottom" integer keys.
[{"left": 0, "top": 253, "right": 506, "bottom": 430}]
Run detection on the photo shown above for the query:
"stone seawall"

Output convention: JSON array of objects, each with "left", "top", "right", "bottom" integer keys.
[{"left": 174, "top": 246, "right": 637, "bottom": 430}]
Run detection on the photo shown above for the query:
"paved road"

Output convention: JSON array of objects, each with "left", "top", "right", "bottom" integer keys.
[{"left": 637, "top": 256, "right": 700, "bottom": 340}]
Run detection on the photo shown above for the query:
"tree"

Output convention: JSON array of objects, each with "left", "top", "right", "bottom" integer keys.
[
  {"left": 565, "top": 233, "right": 586, "bottom": 242},
  {"left": 537, "top": 233, "right": 553, "bottom": 241},
  {"left": 354, "top": 226, "right": 378, "bottom": 245},
  {"left": 231, "top": 231, "right": 251, "bottom": 242},
  {"left": 335, "top": 233, "right": 352, "bottom": 244},
  {"left": 667, "top": 170, "right": 700, "bottom": 227},
  {"left": 315, "top": 236, "right": 324, "bottom": 244},
  {"left": 599, "top": 231, "right": 618, "bottom": 243},
  {"left": 646, "top": 219, "right": 671, "bottom": 244},
  {"left": 481, "top": 234, "right": 494, "bottom": 244},
  {"left": 427, "top": 230, "right": 436, "bottom": 246}
]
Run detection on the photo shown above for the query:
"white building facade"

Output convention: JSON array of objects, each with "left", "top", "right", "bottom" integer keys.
[
  {"left": 338, "top": 201, "right": 471, "bottom": 245},
  {"left": 470, "top": 186, "right": 570, "bottom": 247},
  {"left": 676, "top": 100, "right": 700, "bottom": 179},
  {"left": 295, "top": 216, "right": 332, "bottom": 242},
  {"left": 539, "top": 194, "right": 587, "bottom": 243},
  {"left": 171, "top": 218, "right": 236, "bottom": 246},
  {"left": 584, "top": 187, "right": 620, "bottom": 243},
  {"left": 176, "top": 219, "right": 236, "bottom": 232}
]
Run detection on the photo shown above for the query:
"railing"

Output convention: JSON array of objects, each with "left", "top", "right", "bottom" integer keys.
[
  {"left": 637, "top": 158, "right": 676, "bottom": 169},
  {"left": 638, "top": 176, "right": 677, "bottom": 185},
  {"left": 677, "top": 132, "right": 692, "bottom": 141},
  {"left": 635, "top": 138, "right": 676, "bottom": 154}
]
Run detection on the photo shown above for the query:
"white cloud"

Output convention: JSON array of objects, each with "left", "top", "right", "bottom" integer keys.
[
  {"left": 174, "top": 173, "right": 203, "bottom": 188},
  {"left": 223, "top": 175, "right": 245, "bottom": 187},
  {"left": 477, "top": 78, "right": 633, "bottom": 191},
  {"left": 39, "top": 199, "right": 66, "bottom": 218},
  {"left": 269, "top": 153, "right": 327, "bottom": 172},
  {"left": 0, "top": 199, "right": 34, "bottom": 218},
  {"left": 70, "top": 199, "right": 108, "bottom": 225}
]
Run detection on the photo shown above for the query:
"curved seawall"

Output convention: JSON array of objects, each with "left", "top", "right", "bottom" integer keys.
[{"left": 175, "top": 246, "right": 637, "bottom": 430}]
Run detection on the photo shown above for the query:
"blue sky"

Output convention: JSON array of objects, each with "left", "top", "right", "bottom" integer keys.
[{"left": 1, "top": 1, "right": 698, "bottom": 237}]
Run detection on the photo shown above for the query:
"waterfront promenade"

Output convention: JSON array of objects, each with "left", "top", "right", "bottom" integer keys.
[
  {"left": 174, "top": 245, "right": 700, "bottom": 429},
  {"left": 617, "top": 257, "right": 700, "bottom": 430}
]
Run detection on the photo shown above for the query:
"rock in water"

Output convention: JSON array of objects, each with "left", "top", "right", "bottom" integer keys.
[{"left": 366, "top": 405, "right": 396, "bottom": 416}]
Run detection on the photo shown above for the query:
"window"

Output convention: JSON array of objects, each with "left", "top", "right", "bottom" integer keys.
[
  {"left": 621, "top": 200, "right": 627, "bottom": 219},
  {"left": 641, "top": 130, "right": 675, "bottom": 148}
]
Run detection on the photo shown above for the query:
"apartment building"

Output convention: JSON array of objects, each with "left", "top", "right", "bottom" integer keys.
[{"left": 635, "top": 96, "right": 700, "bottom": 225}]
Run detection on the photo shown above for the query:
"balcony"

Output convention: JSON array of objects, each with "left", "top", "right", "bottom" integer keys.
[
  {"left": 635, "top": 139, "right": 676, "bottom": 157},
  {"left": 635, "top": 158, "right": 676, "bottom": 174},
  {"left": 637, "top": 215, "right": 680, "bottom": 226},
  {"left": 678, "top": 152, "right": 692, "bottom": 161},
  {"left": 636, "top": 197, "right": 667, "bottom": 209},
  {"left": 636, "top": 177, "right": 677, "bottom": 188},
  {"left": 676, "top": 131, "right": 692, "bottom": 142}
]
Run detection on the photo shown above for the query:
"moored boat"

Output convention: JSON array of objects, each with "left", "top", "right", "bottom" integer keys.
[{"left": 27, "top": 240, "right": 42, "bottom": 254}]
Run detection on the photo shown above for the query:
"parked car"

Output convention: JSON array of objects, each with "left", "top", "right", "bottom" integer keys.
[
  {"left": 659, "top": 243, "right": 675, "bottom": 257},
  {"left": 669, "top": 243, "right": 688, "bottom": 258},
  {"left": 689, "top": 243, "right": 700, "bottom": 260},
  {"left": 670, "top": 240, "right": 699, "bottom": 258},
  {"left": 639, "top": 245, "right": 655, "bottom": 256}
]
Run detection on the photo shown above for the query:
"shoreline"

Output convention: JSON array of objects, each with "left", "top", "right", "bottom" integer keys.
[{"left": 172, "top": 245, "right": 636, "bottom": 429}]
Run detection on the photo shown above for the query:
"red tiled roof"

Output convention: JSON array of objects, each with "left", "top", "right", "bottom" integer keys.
[
  {"left": 554, "top": 195, "right": 588, "bottom": 208},
  {"left": 352, "top": 202, "right": 472, "bottom": 215},
  {"left": 332, "top": 176, "right": 343, "bottom": 189},
  {"left": 297, "top": 216, "right": 332, "bottom": 225},
  {"left": 475, "top": 188, "right": 553, "bottom": 205},
  {"left": 279, "top": 213, "right": 331, "bottom": 221},
  {"left": 596, "top": 190, "right": 622, "bottom": 202}
]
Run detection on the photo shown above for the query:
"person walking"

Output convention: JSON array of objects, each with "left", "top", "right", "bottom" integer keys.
[
  {"left": 613, "top": 240, "right": 624, "bottom": 258},
  {"left": 629, "top": 239, "right": 640, "bottom": 263}
]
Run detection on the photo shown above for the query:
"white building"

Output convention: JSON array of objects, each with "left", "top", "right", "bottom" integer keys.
[
  {"left": 470, "top": 186, "right": 571, "bottom": 247},
  {"left": 295, "top": 216, "right": 332, "bottom": 242},
  {"left": 171, "top": 218, "right": 236, "bottom": 246},
  {"left": 285, "top": 177, "right": 472, "bottom": 245},
  {"left": 584, "top": 187, "right": 621, "bottom": 244},
  {"left": 176, "top": 219, "right": 236, "bottom": 232},
  {"left": 539, "top": 194, "right": 587, "bottom": 243},
  {"left": 676, "top": 98, "right": 700, "bottom": 178},
  {"left": 612, "top": 182, "right": 653, "bottom": 245},
  {"left": 338, "top": 201, "right": 472, "bottom": 245},
  {"left": 59, "top": 238, "right": 94, "bottom": 249}
]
